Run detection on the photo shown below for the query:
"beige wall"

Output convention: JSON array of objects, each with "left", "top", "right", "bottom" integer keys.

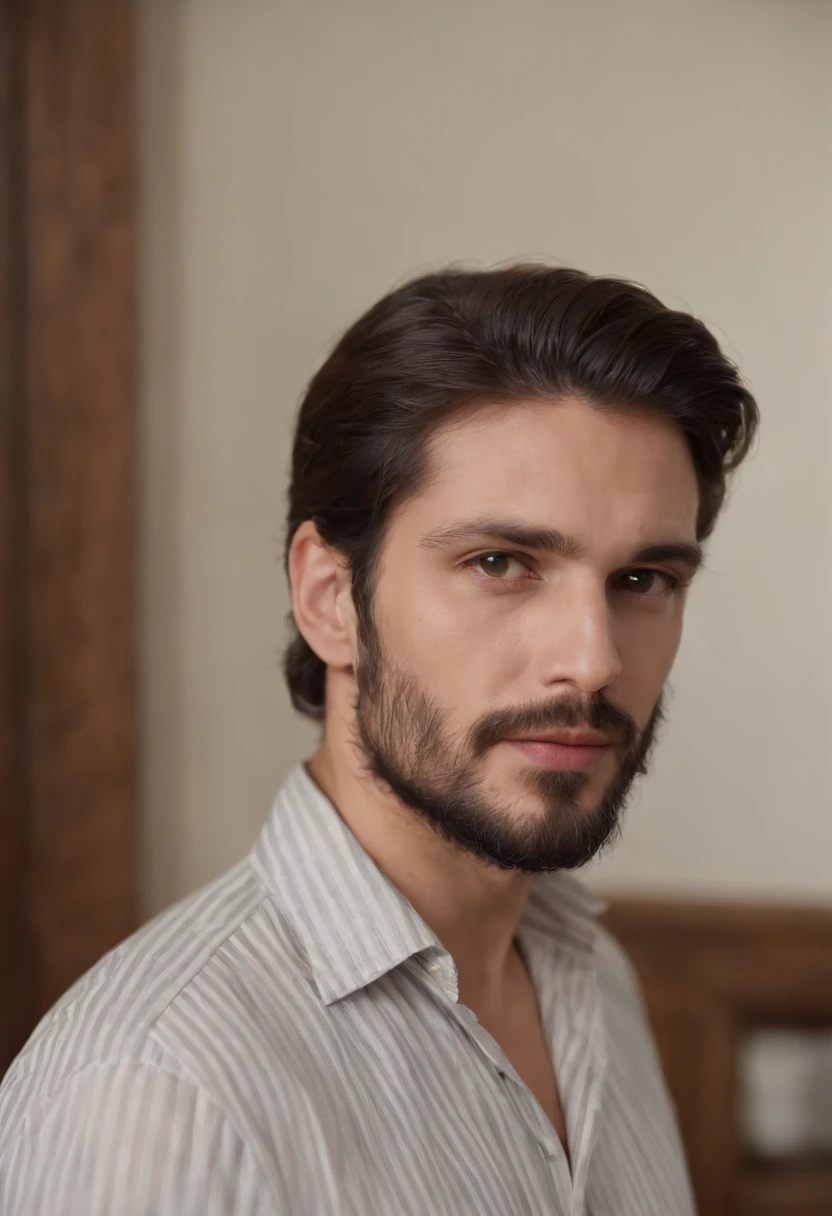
[{"left": 138, "top": 0, "right": 832, "bottom": 918}]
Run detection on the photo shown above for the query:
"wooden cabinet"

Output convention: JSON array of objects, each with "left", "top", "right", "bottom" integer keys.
[{"left": 604, "top": 898, "right": 832, "bottom": 1216}]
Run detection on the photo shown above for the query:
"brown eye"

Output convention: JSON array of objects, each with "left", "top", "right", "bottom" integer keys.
[
  {"left": 613, "top": 569, "right": 679, "bottom": 597},
  {"left": 471, "top": 553, "right": 529, "bottom": 579}
]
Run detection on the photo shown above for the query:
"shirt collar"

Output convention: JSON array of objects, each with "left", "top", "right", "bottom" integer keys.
[
  {"left": 251, "top": 762, "right": 606, "bottom": 1004},
  {"left": 521, "top": 869, "right": 608, "bottom": 953},
  {"left": 250, "top": 763, "right": 438, "bottom": 1005}
]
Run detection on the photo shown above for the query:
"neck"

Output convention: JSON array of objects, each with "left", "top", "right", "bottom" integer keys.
[{"left": 305, "top": 733, "right": 534, "bottom": 1009}]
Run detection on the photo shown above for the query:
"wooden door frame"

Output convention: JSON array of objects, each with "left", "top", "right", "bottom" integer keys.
[
  {"left": 0, "top": 0, "right": 136, "bottom": 1073},
  {"left": 1, "top": 11, "right": 831, "bottom": 1215}
]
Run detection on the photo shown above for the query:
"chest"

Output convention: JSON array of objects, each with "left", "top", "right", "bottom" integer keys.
[
  {"left": 268, "top": 989, "right": 575, "bottom": 1215},
  {"left": 487, "top": 1009, "right": 570, "bottom": 1153},
  {"left": 262, "top": 983, "right": 688, "bottom": 1216},
  {"left": 187, "top": 949, "right": 695, "bottom": 1216},
  {"left": 457, "top": 941, "right": 569, "bottom": 1149}
]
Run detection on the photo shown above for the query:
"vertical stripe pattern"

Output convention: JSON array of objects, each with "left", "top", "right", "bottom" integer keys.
[{"left": 0, "top": 764, "right": 696, "bottom": 1215}]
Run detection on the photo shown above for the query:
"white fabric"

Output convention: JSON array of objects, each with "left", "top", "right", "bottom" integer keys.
[{"left": 0, "top": 763, "right": 695, "bottom": 1215}]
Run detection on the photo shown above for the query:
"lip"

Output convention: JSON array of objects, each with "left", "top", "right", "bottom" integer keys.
[
  {"left": 505, "top": 737, "right": 612, "bottom": 772},
  {"left": 510, "top": 730, "right": 611, "bottom": 747}
]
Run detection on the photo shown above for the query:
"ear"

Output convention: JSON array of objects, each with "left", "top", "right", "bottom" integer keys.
[{"left": 287, "top": 521, "right": 357, "bottom": 672}]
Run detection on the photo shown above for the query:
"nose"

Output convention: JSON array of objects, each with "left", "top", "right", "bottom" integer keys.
[{"left": 536, "top": 576, "right": 622, "bottom": 694}]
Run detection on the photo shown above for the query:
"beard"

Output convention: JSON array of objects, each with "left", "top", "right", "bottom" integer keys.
[{"left": 352, "top": 614, "right": 665, "bottom": 874}]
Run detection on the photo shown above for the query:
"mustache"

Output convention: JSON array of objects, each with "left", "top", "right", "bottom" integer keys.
[{"left": 467, "top": 690, "right": 640, "bottom": 756}]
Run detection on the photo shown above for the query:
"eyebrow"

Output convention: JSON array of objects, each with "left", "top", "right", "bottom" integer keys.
[{"left": 418, "top": 518, "right": 705, "bottom": 573}]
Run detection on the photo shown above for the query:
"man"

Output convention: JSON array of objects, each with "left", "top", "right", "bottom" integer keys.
[{"left": 0, "top": 265, "right": 758, "bottom": 1214}]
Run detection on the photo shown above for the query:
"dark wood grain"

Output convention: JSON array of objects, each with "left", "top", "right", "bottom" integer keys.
[
  {"left": 1, "top": 14, "right": 831, "bottom": 1216},
  {"left": 0, "top": 0, "right": 136, "bottom": 1074},
  {"left": 603, "top": 896, "right": 832, "bottom": 1216},
  {"left": 736, "top": 1167, "right": 832, "bottom": 1216},
  {"left": 0, "top": 0, "right": 35, "bottom": 1072}
]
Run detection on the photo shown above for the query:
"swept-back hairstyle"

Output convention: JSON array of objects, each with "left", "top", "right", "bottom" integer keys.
[{"left": 283, "top": 265, "right": 758, "bottom": 720}]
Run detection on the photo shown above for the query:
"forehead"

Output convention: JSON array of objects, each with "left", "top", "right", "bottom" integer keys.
[{"left": 408, "top": 396, "right": 699, "bottom": 544}]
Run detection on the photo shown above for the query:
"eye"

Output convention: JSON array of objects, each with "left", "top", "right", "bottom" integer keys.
[
  {"left": 612, "top": 569, "right": 682, "bottom": 598},
  {"left": 465, "top": 552, "right": 533, "bottom": 581}
]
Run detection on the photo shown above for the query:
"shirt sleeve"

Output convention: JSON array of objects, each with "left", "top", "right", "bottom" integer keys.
[{"left": 0, "top": 1060, "right": 276, "bottom": 1216}]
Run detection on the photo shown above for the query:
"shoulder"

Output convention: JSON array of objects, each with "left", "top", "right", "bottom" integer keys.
[
  {"left": 591, "top": 920, "right": 672, "bottom": 1088},
  {"left": 593, "top": 919, "right": 648, "bottom": 1007},
  {"left": 0, "top": 1057, "right": 281, "bottom": 1215},
  {"left": 0, "top": 860, "right": 281, "bottom": 1132},
  {"left": 593, "top": 919, "right": 654, "bottom": 1031},
  {"left": 0, "top": 858, "right": 323, "bottom": 1210},
  {"left": 0, "top": 852, "right": 337, "bottom": 1161}
]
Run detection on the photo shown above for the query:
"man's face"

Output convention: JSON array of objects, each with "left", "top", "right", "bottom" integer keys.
[{"left": 352, "top": 397, "right": 701, "bottom": 872}]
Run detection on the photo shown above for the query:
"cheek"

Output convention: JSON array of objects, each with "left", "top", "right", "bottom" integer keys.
[
  {"left": 379, "top": 566, "right": 515, "bottom": 688},
  {"left": 616, "top": 608, "right": 684, "bottom": 709}
]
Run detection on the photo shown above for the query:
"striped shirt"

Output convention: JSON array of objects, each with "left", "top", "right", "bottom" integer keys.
[{"left": 0, "top": 763, "right": 695, "bottom": 1215}]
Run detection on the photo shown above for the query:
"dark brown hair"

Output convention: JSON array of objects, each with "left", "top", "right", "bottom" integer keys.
[{"left": 283, "top": 264, "right": 759, "bottom": 720}]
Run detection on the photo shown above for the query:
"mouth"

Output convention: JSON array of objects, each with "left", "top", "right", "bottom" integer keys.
[{"left": 504, "top": 733, "right": 613, "bottom": 772}]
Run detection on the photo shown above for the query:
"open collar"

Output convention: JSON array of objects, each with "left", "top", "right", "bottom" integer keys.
[
  {"left": 251, "top": 763, "right": 439, "bottom": 1005},
  {"left": 251, "top": 762, "right": 606, "bottom": 1004}
]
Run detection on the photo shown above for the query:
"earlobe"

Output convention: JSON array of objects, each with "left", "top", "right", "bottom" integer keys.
[{"left": 288, "top": 522, "right": 355, "bottom": 671}]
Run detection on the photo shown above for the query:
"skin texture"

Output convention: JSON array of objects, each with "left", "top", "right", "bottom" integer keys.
[{"left": 288, "top": 395, "right": 701, "bottom": 1150}]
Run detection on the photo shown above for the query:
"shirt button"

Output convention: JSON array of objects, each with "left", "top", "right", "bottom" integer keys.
[{"left": 429, "top": 964, "right": 440, "bottom": 974}]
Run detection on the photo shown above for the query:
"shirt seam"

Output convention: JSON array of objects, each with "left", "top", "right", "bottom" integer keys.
[
  {"left": 0, "top": 1056, "right": 276, "bottom": 1197},
  {"left": 137, "top": 884, "right": 274, "bottom": 1035},
  {"left": 2, "top": 871, "right": 273, "bottom": 1100}
]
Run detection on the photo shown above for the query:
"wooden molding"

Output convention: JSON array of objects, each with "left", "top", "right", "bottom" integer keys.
[
  {"left": 603, "top": 896, "right": 832, "bottom": 1216},
  {"left": 0, "top": 12, "right": 830, "bottom": 1216},
  {"left": 0, "top": 0, "right": 136, "bottom": 1073}
]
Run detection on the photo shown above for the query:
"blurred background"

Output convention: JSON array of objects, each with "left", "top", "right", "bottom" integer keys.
[
  {"left": 2, "top": 1, "right": 831, "bottom": 1213},
  {"left": 139, "top": 0, "right": 831, "bottom": 914}
]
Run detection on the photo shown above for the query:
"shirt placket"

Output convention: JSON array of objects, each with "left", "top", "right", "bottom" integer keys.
[
  {"left": 521, "top": 925, "right": 609, "bottom": 1216},
  {"left": 416, "top": 945, "right": 576, "bottom": 1214}
]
